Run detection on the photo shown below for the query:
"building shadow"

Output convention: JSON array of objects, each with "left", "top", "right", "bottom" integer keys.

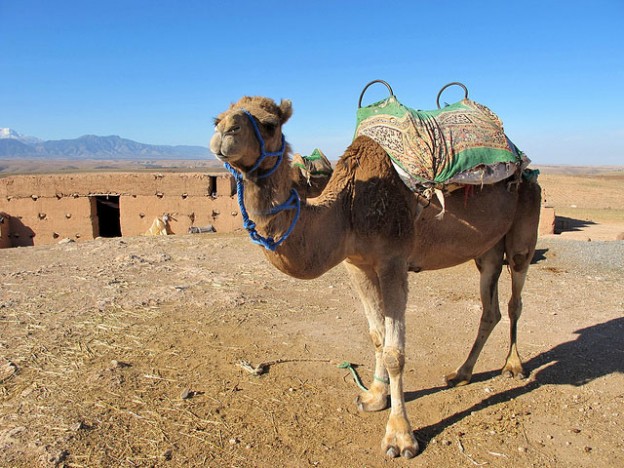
[
  {"left": 555, "top": 215, "right": 596, "bottom": 234},
  {"left": 406, "top": 317, "right": 624, "bottom": 450}
]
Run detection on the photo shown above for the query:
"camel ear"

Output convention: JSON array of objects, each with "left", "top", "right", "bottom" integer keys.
[{"left": 279, "top": 99, "right": 293, "bottom": 124}]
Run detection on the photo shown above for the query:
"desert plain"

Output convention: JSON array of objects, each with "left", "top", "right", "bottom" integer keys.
[{"left": 1, "top": 164, "right": 623, "bottom": 467}]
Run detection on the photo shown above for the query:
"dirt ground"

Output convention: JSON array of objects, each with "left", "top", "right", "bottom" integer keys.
[{"left": 1, "top": 170, "right": 623, "bottom": 467}]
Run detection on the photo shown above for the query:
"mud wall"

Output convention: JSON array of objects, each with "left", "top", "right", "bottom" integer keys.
[
  {"left": 119, "top": 195, "right": 239, "bottom": 236},
  {"left": 0, "top": 172, "right": 238, "bottom": 247},
  {"left": 538, "top": 206, "right": 556, "bottom": 236}
]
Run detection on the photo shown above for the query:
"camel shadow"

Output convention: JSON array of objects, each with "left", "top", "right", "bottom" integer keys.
[
  {"left": 555, "top": 215, "right": 596, "bottom": 234},
  {"left": 406, "top": 317, "right": 624, "bottom": 449}
]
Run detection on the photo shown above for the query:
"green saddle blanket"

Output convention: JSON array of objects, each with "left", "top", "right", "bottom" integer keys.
[{"left": 354, "top": 95, "right": 525, "bottom": 192}]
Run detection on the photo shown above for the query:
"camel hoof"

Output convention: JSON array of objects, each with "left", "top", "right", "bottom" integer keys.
[
  {"left": 502, "top": 367, "right": 527, "bottom": 380},
  {"left": 355, "top": 396, "right": 365, "bottom": 412},
  {"left": 444, "top": 372, "right": 471, "bottom": 387},
  {"left": 385, "top": 446, "right": 399, "bottom": 458},
  {"left": 354, "top": 394, "right": 388, "bottom": 413},
  {"left": 383, "top": 443, "right": 418, "bottom": 458}
]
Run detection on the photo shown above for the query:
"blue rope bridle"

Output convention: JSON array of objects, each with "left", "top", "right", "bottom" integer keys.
[{"left": 224, "top": 109, "right": 300, "bottom": 252}]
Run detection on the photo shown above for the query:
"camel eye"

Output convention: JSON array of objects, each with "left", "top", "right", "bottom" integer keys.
[
  {"left": 263, "top": 123, "right": 277, "bottom": 135},
  {"left": 213, "top": 117, "right": 221, "bottom": 126}
]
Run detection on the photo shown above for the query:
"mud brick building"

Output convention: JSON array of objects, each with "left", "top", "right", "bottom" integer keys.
[{"left": 0, "top": 172, "right": 238, "bottom": 248}]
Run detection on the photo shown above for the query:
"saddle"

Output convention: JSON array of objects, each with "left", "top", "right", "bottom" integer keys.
[{"left": 354, "top": 81, "right": 530, "bottom": 197}]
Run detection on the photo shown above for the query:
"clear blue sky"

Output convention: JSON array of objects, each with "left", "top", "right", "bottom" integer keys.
[{"left": 1, "top": 0, "right": 622, "bottom": 165}]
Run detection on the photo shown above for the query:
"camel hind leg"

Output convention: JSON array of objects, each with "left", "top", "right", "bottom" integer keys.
[
  {"left": 501, "top": 256, "right": 530, "bottom": 379},
  {"left": 502, "top": 178, "right": 541, "bottom": 379},
  {"left": 501, "top": 238, "right": 537, "bottom": 379},
  {"left": 445, "top": 240, "right": 505, "bottom": 387},
  {"left": 445, "top": 179, "right": 540, "bottom": 386}
]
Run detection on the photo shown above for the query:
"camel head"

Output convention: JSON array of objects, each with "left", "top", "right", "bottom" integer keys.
[{"left": 210, "top": 96, "right": 293, "bottom": 174}]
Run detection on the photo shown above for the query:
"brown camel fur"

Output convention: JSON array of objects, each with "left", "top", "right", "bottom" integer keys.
[{"left": 210, "top": 96, "right": 542, "bottom": 458}]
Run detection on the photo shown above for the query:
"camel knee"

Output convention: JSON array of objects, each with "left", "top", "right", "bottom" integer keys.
[
  {"left": 370, "top": 329, "right": 384, "bottom": 351},
  {"left": 480, "top": 304, "right": 501, "bottom": 328},
  {"left": 489, "top": 309, "right": 502, "bottom": 325},
  {"left": 508, "top": 297, "right": 523, "bottom": 318},
  {"left": 509, "top": 251, "right": 531, "bottom": 272},
  {"left": 382, "top": 347, "right": 405, "bottom": 377}
]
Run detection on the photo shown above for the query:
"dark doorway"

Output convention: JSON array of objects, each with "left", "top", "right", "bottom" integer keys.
[{"left": 94, "top": 195, "right": 121, "bottom": 237}]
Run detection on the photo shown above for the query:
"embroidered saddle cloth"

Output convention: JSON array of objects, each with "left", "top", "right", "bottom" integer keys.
[{"left": 354, "top": 95, "right": 526, "bottom": 193}]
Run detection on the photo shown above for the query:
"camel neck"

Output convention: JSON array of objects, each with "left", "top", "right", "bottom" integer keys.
[{"left": 227, "top": 154, "right": 300, "bottom": 251}]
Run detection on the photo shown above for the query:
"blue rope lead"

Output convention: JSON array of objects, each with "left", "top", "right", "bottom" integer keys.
[
  {"left": 222, "top": 109, "right": 301, "bottom": 252},
  {"left": 242, "top": 109, "right": 285, "bottom": 179},
  {"left": 225, "top": 164, "right": 300, "bottom": 252}
]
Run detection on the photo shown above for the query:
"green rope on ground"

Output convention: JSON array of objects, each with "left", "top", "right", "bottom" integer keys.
[{"left": 337, "top": 361, "right": 368, "bottom": 391}]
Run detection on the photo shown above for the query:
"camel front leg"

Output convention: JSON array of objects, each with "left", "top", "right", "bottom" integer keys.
[
  {"left": 343, "top": 261, "right": 389, "bottom": 412},
  {"left": 379, "top": 261, "right": 418, "bottom": 458}
]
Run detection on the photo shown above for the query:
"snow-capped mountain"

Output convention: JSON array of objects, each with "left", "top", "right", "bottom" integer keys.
[{"left": 0, "top": 128, "right": 42, "bottom": 145}]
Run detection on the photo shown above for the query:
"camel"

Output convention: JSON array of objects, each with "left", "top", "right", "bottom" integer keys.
[{"left": 210, "top": 96, "right": 541, "bottom": 459}]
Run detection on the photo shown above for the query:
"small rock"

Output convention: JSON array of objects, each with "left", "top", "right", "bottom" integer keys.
[
  {"left": 162, "top": 448, "right": 173, "bottom": 460},
  {"left": 69, "top": 421, "right": 87, "bottom": 431},
  {"left": 518, "top": 446, "right": 528, "bottom": 453},
  {"left": 442, "top": 439, "right": 452, "bottom": 446},
  {"left": 109, "top": 360, "right": 130, "bottom": 369},
  {"left": 180, "top": 388, "right": 194, "bottom": 400},
  {"left": 58, "top": 238, "right": 75, "bottom": 245},
  {"left": 229, "top": 437, "right": 240, "bottom": 445},
  {"left": 584, "top": 446, "right": 592, "bottom": 453},
  {"left": 46, "top": 449, "right": 69, "bottom": 465},
  {"left": 0, "top": 360, "right": 18, "bottom": 382}
]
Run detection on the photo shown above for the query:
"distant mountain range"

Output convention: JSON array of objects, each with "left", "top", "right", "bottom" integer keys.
[{"left": 0, "top": 128, "right": 212, "bottom": 159}]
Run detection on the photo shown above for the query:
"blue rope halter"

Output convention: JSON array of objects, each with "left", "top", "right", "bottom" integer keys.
[{"left": 224, "top": 109, "right": 300, "bottom": 252}]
